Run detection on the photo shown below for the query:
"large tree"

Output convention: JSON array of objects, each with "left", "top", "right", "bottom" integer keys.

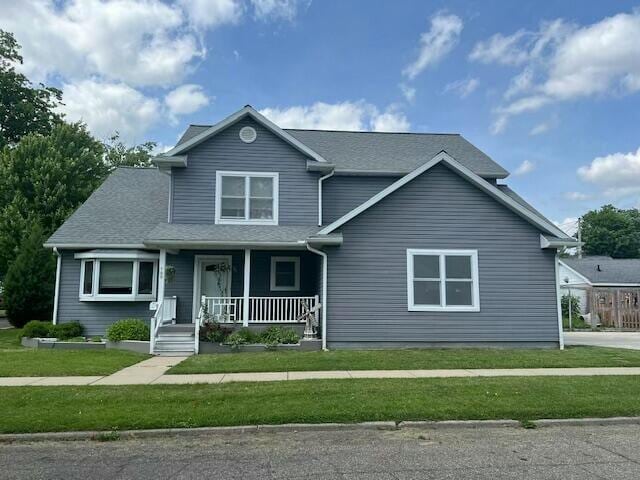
[
  {"left": 104, "top": 132, "right": 156, "bottom": 171},
  {"left": 0, "top": 122, "right": 106, "bottom": 275},
  {"left": 581, "top": 205, "right": 640, "bottom": 258},
  {"left": 0, "top": 30, "right": 63, "bottom": 148}
]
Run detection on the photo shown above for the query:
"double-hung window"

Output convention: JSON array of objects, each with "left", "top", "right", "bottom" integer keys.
[
  {"left": 215, "top": 171, "right": 279, "bottom": 225},
  {"left": 270, "top": 256, "right": 300, "bottom": 291},
  {"left": 407, "top": 249, "right": 479, "bottom": 312},
  {"left": 77, "top": 251, "right": 158, "bottom": 301}
]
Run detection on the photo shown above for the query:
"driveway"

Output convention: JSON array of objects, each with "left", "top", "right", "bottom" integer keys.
[
  {"left": 565, "top": 331, "right": 640, "bottom": 350},
  {"left": 1, "top": 424, "right": 639, "bottom": 479}
]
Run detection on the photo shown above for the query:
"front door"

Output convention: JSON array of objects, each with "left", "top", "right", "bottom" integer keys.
[{"left": 194, "top": 256, "right": 233, "bottom": 322}]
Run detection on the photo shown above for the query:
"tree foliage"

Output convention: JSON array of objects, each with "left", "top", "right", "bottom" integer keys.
[
  {"left": 561, "top": 294, "right": 581, "bottom": 320},
  {"left": 104, "top": 132, "right": 156, "bottom": 171},
  {"left": 581, "top": 205, "right": 640, "bottom": 259},
  {"left": 3, "top": 223, "right": 56, "bottom": 327},
  {"left": 0, "top": 30, "right": 63, "bottom": 148},
  {"left": 0, "top": 122, "right": 106, "bottom": 275}
]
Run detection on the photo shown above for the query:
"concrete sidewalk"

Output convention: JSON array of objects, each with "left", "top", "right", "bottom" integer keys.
[{"left": 2, "top": 360, "right": 640, "bottom": 386}]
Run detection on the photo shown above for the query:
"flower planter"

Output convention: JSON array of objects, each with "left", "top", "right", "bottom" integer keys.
[
  {"left": 198, "top": 339, "right": 321, "bottom": 354},
  {"left": 105, "top": 340, "right": 150, "bottom": 354},
  {"left": 21, "top": 337, "right": 106, "bottom": 350}
]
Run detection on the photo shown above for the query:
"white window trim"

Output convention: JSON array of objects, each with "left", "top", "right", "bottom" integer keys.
[
  {"left": 270, "top": 256, "right": 300, "bottom": 291},
  {"left": 214, "top": 171, "right": 279, "bottom": 225},
  {"left": 79, "top": 257, "right": 158, "bottom": 302},
  {"left": 406, "top": 249, "right": 480, "bottom": 312}
]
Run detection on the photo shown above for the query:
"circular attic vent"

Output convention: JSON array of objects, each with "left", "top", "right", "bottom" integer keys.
[{"left": 239, "top": 126, "right": 257, "bottom": 143}]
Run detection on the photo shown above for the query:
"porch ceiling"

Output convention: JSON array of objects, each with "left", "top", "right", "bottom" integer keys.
[{"left": 144, "top": 223, "right": 341, "bottom": 248}]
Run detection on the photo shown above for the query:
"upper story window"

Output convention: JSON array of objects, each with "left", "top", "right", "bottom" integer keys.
[
  {"left": 406, "top": 249, "right": 480, "bottom": 312},
  {"left": 76, "top": 250, "right": 158, "bottom": 302},
  {"left": 215, "top": 171, "right": 279, "bottom": 225}
]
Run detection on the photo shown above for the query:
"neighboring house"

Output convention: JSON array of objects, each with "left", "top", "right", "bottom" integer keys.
[
  {"left": 559, "top": 256, "right": 640, "bottom": 330},
  {"left": 46, "top": 105, "right": 578, "bottom": 354}
]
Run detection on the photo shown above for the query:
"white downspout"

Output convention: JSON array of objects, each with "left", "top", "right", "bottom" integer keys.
[
  {"left": 318, "top": 171, "right": 335, "bottom": 226},
  {"left": 306, "top": 243, "right": 328, "bottom": 350},
  {"left": 52, "top": 247, "right": 61, "bottom": 325},
  {"left": 554, "top": 252, "right": 565, "bottom": 350}
]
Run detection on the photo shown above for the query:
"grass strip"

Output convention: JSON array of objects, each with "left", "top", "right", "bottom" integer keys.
[
  {"left": 2, "top": 376, "right": 640, "bottom": 433},
  {"left": 169, "top": 346, "right": 640, "bottom": 374}
]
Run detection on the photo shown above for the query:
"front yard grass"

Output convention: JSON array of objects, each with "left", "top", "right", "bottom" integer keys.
[
  {"left": 168, "top": 346, "right": 640, "bottom": 374},
  {"left": 2, "top": 376, "right": 640, "bottom": 433},
  {"left": 0, "top": 328, "right": 149, "bottom": 377}
]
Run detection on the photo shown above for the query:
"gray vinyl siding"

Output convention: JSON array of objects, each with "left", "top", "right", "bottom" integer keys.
[
  {"left": 164, "top": 249, "right": 319, "bottom": 323},
  {"left": 325, "top": 163, "right": 559, "bottom": 346},
  {"left": 56, "top": 251, "right": 153, "bottom": 336},
  {"left": 171, "top": 117, "right": 319, "bottom": 225},
  {"left": 322, "top": 175, "right": 397, "bottom": 224}
]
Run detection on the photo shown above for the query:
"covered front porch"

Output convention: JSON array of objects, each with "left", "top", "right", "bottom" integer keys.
[{"left": 150, "top": 248, "right": 322, "bottom": 354}]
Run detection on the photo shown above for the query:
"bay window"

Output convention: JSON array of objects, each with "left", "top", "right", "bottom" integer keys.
[
  {"left": 407, "top": 249, "right": 479, "bottom": 312},
  {"left": 76, "top": 251, "right": 158, "bottom": 301},
  {"left": 215, "top": 171, "right": 279, "bottom": 225}
]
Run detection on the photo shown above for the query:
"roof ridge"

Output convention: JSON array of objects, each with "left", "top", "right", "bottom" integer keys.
[
  {"left": 286, "top": 128, "right": 461, "bottom": 136},
  {"left": 114, "top": 166, "right": 159, "bottom": 171}
]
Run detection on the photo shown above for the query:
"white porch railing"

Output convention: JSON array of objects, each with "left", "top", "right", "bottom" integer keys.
[
  {"left": 149, "top": 296, "right": 177, "bottom": 354},
  {"left": 199, "top": 295, "right": 320, "bottom": 329}
]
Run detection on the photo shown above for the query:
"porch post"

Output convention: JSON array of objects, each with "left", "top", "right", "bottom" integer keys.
[
  {"left": 158, "top": 249, "right": 166, "bottom": 303},
  {"left": 243, "top": 249, "right": 250, "bottom": 327}
]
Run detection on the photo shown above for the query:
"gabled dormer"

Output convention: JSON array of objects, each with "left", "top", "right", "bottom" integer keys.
[{"left": 153, "top": 106, "right": 328, "bottom": 226}]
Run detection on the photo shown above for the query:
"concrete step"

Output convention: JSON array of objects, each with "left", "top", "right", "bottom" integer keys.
[
  {"left": 154, "top": 350, "right": 195, "bottom": 357},
  {"left": 158, "top": 324, "right": 195, "bottom": 334},
  {"left": 157, "top": 335, "right": 194, "bottom": 342}
]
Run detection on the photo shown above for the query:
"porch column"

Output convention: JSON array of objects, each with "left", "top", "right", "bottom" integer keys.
[
  {"left": 158, "top": 249, "right": 166, "bottom": 303},
  {"left": 243, "top": 249, "right": 250, "bottom": 327}
]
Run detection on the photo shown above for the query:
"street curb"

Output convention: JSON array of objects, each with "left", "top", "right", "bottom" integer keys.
[
  {"left": 533, "top": 417, "right": 640, "bottom": 428},
  {"left": 2, "top": 417, "right": 640, "bottom": 443}
]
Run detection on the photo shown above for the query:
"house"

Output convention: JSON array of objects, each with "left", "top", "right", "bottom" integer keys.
[
  {"left": 559, "top": 256, "right": 640, "bottom": 330},
  {"left": 46, "top": 105, "right": 578, "bottom": 354}
]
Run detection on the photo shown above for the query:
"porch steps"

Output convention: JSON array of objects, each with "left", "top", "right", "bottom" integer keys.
[{"left": 153, "top": 324, "right": 196, "bottom": 356}]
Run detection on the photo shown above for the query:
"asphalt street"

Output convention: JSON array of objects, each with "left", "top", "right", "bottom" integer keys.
[{"left": 1, "top": 423, "right": 640, "bottom": 479}]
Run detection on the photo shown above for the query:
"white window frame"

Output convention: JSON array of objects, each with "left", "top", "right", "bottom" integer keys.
[
  {"left": 76, "top": 251, "right": 158, "bottom": 302},
  {"left": 406, "top": 249, "right": 480, "bottom": 312},
  {"left": 215, "top": 171, "right": 279, "bottom": 225},
  {"left": 270, "top": 256, "right": 300, "bottom": 291}
]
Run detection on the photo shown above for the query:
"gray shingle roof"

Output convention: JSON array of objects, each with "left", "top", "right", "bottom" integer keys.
[
  {"left": 45, "top": 168, "right": 169, "bottom": 247},
  {"left": 176, "top": 125, "right": 509, "bottom": 178},
  {"left": 144, "top": 224, "right": 325, "bottom": 246},
  {"left": 562, "top": 256, "right": 640, "bottom": 284}
]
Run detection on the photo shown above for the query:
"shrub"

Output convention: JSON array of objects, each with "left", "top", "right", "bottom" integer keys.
[
  {"left": 106, "top": 318, "right": 149, "bottom": 342},
  {"left": 51, "top": 322, "right": 84, "bottom": 340},
  {"left": 259, "top": 326, "right": 299, "bottom": 345},
  {"left": 225, "top": 328, "right": 258, "bottom": 348},
  {"left": 4, "top": 223, "right": 56, "bottom": 327},
  {"left": 561, "top": 294, "right": 581, "bottom": 320},
  {"left": 22, "top": 320, "right": 53, "bottom": 338},
  {"left": 200, "top": 321, "right": 233, "bottom": 343}
]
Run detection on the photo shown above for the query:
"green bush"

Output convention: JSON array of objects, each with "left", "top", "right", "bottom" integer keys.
[
  {"left": 51, "top": 322, "right": 84, "bottom": 340},
  {"left": 106, "top": 318, "right": 149, "bottom": 342},
  {"left": 4, "top": 223, "right": 56, "bottom": 327},
  {"left": 200, "top": 321, "right": 233, "bottom": 343},
  {"left": 259, "top": 326, "right": 299, "bottom": 345},
  {"left": 561, "top": 294, "right": 581, "bottom": 320},
  {"left": 22, "top": 320, "right": 53, "bottom": 338},
  {"left": 225, "top": 328, "right": 258, "bottom": 348}
]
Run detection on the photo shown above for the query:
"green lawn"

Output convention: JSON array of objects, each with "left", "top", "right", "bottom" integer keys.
[
  {"left": 168, "top": 346, "right": 640, "bottom": 374},
  {"left": 0, "top": 328, "right": 149, "bottom": 377},
  {"left": 2, "top": 376, "right": 640, "bottom": 433}
]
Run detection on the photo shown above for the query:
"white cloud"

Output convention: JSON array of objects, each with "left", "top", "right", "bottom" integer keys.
[
  {"left": 399, "top": 83, "right": 416, "bottom": 102},
  {"left": 403, "top": 12, "right": 463, "bottom": 80},
  {"left": 529, "top": 115, "right": 558, "bottom": 136},
  {"left": 178, "top": 0, "right": 243, "bottom": 29},
  {"left": 480, "top": 12, "right": 640, "bottom": 133},
  {"left": 0, "top": 0, "right": 210, "bottom": 87},
  {"left": 58, "top": 79, "right": 161, "bottom": 143},
  {"left": 469, "top": 30, "right": 530, "bottom": 66},
  {"left": 577, "top": 147, "right": 640, "bottom": 196},
  {"left": 565, "top": 192, "right": 591, "bottom": 201},
  {"left": 165, "top": 84, "right": 211, "bottom": 120},
  {"left": 259, "top": 101, "right": 410, "bottom": 132},
  {"left": 250, "top": 0, "right": 307, "bottom": 21},
  {"left": 444, "top": 78, "right": 479, "bottom": 98},
  {"left": 513, "top": 159, "right": 535, "bottom": 176},
  {"left": 554, "top": 217, "right": 579, "bottom": 236}
]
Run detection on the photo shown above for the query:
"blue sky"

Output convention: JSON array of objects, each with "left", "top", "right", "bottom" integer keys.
[{"left": 2, "top": 1, "right": 640, "bottom": 232}]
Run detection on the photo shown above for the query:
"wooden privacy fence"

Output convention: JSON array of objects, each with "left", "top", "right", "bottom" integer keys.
[{"left": 591, "top": 288, "right": 640, "bottom": 330}]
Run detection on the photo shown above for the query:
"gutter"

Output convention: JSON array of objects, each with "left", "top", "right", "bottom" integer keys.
[
  {"left": 317, "top": 170, "right": 335, "bottom": 226},
  {"left": 306, "top": 243, "right": 328, "bottom": 351}
]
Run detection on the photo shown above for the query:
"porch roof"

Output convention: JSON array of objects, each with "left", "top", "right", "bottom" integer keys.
[{"left": 143, "top": 223, "right": 342, "bottom": 248}]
